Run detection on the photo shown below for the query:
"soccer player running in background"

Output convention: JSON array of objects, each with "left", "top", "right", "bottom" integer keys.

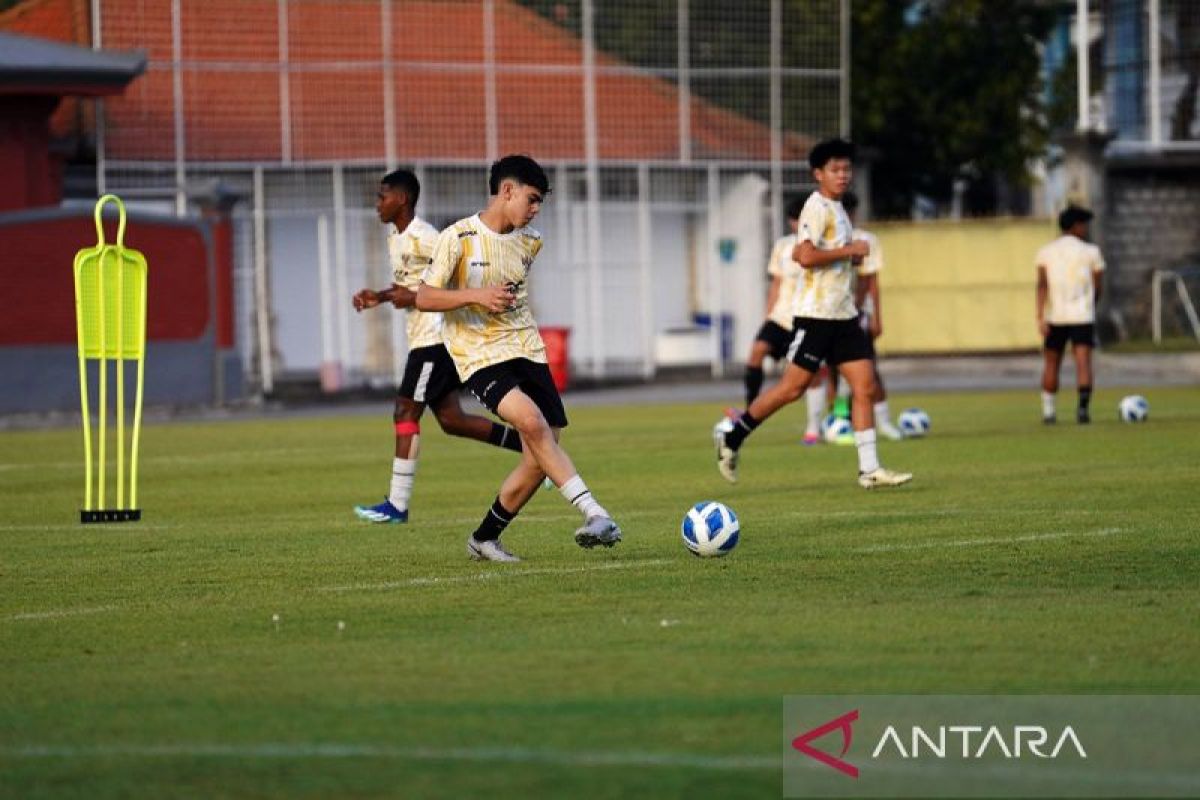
[
  {"left": 417, "top": 155, "right": 621, "bottom": 562},
  {"left": 352, "top": 169, "right": 524, "bottom": 524},
  {"left": 1035, "top": 205, "right": 1105, "bottom": 424},
  {"left": 733, "top": 196, "right": 826, "bottom": 444},
  {"left": 712, "top": 139, "right": 912, "bottom": 489}
]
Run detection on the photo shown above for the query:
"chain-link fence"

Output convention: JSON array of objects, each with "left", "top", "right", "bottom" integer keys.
[{"left": 93, "top": 0, "right": 846, "bottom": 391}]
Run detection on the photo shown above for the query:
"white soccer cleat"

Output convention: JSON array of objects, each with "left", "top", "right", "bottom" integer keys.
[
  {"left": 574, "top": 516, "right": 622, "bottom": 549},
  {"left": 712, "top": 423, "right": 739, "bottom": 484},
  {"left": 858, "top": 467, "right": 913, "bottom": 489},
  {"left": 879, "top": 421, "right": 905, "bottom": 441},
  {"left": 466, "top": 536, "right": 521, "bottom": 562}
]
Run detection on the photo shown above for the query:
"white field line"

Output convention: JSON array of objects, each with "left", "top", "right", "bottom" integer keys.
[
  {"left": 318, "top": 558, "right": 672, "bottom": 593},
  {"left": 5, "top": 605, "right": 120, "bottom": 622},
  {"left": 0, "top": 742, "right": 778, "bottom": 770},
  {"left": 852, "top": 527, "right": 1125, "bottom": 554}
]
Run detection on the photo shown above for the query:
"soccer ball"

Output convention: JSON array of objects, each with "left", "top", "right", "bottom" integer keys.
[
  {"left": 681, "top": 501, "right": 739, "bottom": 558},
  {"left": 1118, "top": 395, "right": 1149, "bottom": 422},
  {"left": 821, "top": 413, "right": 853, "bottom": 443},
  {"left": 897, "top": 408, "right": 931, "bottom": 437}
]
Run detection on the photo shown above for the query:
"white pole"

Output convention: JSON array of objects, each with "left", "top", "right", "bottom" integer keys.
[
  {"left": 91, "top": 0, "right": 106, "bottom": 195},
  {"left": 278, "top": 0, "right": 292, "bottom": 164},
  {"left": 382, "top": 0, "right": 397, "bottom": 169},
  {"left": 1148, "top": 0, "right": 1162, "bottom": 146},
  {"left": 483, "top": 0, "right": 499, "bottom": 163},
  {"left": 1077, "top": 0, "right": 1089, "bottom": 132},
  {"left": 171, "top": 0, "right": 186, "bottom": 216},
  {"left": 677, "top": 0, "right": 691, "bottom": 162},
  {"left": 332, "top": 163, "right": 352, "bottom": 379},
  {"left": 637, "top": 163, "right": 655, "bottom": 379},
  {"left": 583, "top": 0, "right": 604, "bottom": 379},
  {"left": 317, "top": 215, "right": 335, "bottom": 367},
  {"left": 839, "top": 0, "right": 850, "bottom": 137},
  {"left": 252, "top": 166, "right": 273, "bottom": 394},
  {"left": 769, "top": 0, "right": 783, "bottom": 242},
  {"left": 707, "top": 163, "right": 722, "bottom": 378}
]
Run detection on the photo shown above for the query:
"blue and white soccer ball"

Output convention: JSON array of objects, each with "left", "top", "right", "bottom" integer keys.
[
  {"left": 681, "top": 501, "right": 740, "bottom": 558},
  {"left": 897, "top": 408, "right": 931, "bottom": 438},
  {"left": 1118, "top": 395, "right": 1149, "bottom": 423},
  {"left": 821, "top": 414, "right": 853, "bottom": 443}
]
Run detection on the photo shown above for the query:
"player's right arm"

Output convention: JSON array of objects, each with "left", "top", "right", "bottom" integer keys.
[
  {"left": 415, "top": 228, "right": 514, "bottom": 313},
  {"left": 1036, "top": 265, "right": 1050, "bottom": 337},
  {"left": 352, "top": 285, "right": 417, "bottom": 312}
]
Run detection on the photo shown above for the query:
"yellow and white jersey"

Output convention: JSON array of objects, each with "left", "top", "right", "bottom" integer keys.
[
  {"left": 422, "top": 214, "right": 547, "bottom": 380},
  {"left": 388, "top": 216, "right": 443, "bottom": 349},
  {"left": 853, "top": 227, "right": 883, "bottom": 318},
  {"left": 1036, "top": 234, "right": 1105, "bottom": 324},
  {"left": 793, "top": 191, "right": 858, "bottom": 320},
  {"left": 766, "top": 233, "right": 802, "bottom": 328}
]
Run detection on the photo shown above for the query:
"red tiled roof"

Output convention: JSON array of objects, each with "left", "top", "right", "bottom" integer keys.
[
  {"left": 6, "top": 0, "right": 810, "bottom": 163},
  {"left": 0, "top": 0, "right": 90, "bottom": 137}
]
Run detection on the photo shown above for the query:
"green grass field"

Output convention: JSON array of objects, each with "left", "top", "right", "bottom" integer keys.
[{"left": 2, "top": 387, "right": 1198, "bottom": 799}]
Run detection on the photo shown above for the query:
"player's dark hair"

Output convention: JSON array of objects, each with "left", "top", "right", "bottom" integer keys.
[
  {"left": 1058, "top": 205, "right": 1093, "bottom": 232},
  {"left": 809, "top": 138, "right": 856, "bottom": 170},
  {"left": 381, "top": 169, "right": 420, "bottom": 207},
  {"left": 489, "top": 154, "right": 551, "bottom": 196},
  {"left": 842, "top": 191, "right": 860, "bottom": 213},
  {"left": 784, "top": 196, "right": 804, "bottom": 220}
]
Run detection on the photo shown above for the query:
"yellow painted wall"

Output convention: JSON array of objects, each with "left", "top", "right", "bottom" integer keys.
[{"left": 869, "top": 218, "right": 1056, "bottom": 354}]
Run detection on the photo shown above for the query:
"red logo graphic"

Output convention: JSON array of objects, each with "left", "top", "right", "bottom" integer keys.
[{"left": 792, "top": 709, "right": 860, "bottom": 778}]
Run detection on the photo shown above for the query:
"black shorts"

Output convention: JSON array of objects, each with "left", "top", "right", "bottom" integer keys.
[
  {"left": 754, "top": 320, "right": 794, "bottom": 360},
  {"left": 397, "top": 344, "right": 461, "bottom": 405},
  {"left": 464, "top": 358, "right": 569, "bottom": 429},
  {"left": 787, "top": 316, "right": 874, "bottom": 372},
  {"left": 1044, "top": 323, "right": 1095, "bottom": 352}
]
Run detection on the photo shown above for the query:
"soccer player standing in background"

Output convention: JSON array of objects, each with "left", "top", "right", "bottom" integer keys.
[
  {"left": 1036, "top": 205, "right": 1105, "bottom": 424},
  {"left": 713, "top": 139, "right": 912, "bottom": 489},
  {"left": 417, "top": 155, "right": 621, "bottom": 562},
  {"left": 352, "top": 169, "right": 524, "bottom": 525}
]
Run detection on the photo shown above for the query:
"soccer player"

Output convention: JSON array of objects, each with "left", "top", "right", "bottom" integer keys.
[
  {"left": 352, "top": 169, "right": 524, "bottom": 525},
  {"left": 1035, "top": 205, "right": 1105, "bottom": 424},
  {"left": 417, "top": 155, "right": 621, "bottom": 562},
  {"left": 712, "top": 139, "right": 912, "bottom": 489},
  {"left": 736, "top": 197, "right": 826, "bottom": 445}
]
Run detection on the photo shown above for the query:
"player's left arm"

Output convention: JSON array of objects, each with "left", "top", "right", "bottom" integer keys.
[
  {"left": 1036, "top": 265, "right": 1050, "bottom": 338},
  {"left": 1091, "top": 247, "right": 1105, "bottom": 305},
  {"left": 765, "top": 275, "right": 782, "bottom": 314},
  {"left": 865, "top": 274, "right": 882, "bottom": 338}
]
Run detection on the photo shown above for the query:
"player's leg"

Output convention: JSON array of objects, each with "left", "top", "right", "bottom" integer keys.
[
  {"left": 803, "top": 367, "right": 825, "bottom": 445},
  {"left": 431, "top": 390, "right": 523, "bottom": 452},
  {"left": 743, "top": 335, "right": 772, "bottom": 408},
  {"left": 715, "top": 363, "right": 816, "bottom": 483},
  {"left": 869, "top": 346, "right": 902, "bottom": 441},
  {"left": 1041, "top": 328, "right": 1066, "bottom": 423},
  {"left": 829, "top": 317, "right": 912, "bottom": 489},
  {"left": 1071, "top": 330, "right": 1094, "bottom": 424},
  {"left": 466, "top": 430, "right": 548, "bottom": 563},
  {"left": 354, "top": 393, "right": 424, "bottom": 524}
]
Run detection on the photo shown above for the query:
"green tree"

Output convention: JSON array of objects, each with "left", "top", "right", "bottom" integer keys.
[{"left": 852, "top": 0, "right": 1058, "bottom": 217}]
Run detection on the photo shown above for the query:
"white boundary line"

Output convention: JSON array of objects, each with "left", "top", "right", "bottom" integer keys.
[
  {"left": 1, "top": 742, "right": 778, "bottom": 770},
  {"left": 318, "top": 558, "right": 672, "bottom": 593},
  {"left": 852, "top": 527, "right": 1125, "bottom": 554},
  {"left": 5, "top": 605, "right": 120, "bottom": 622}
]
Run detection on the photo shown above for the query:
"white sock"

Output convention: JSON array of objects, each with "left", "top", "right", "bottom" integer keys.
[
  {"left": 837, "top": 381, "right": 851, "bottom": 400},
  {"left": 559, "top": 475, "right": 608, "bottom": 520},
  {"left": 388, "top": 457, "right": 417, "bottom": 511},
  {"left": 874, "top": 400, "right": 892, "bottom": 428},
  {"left": 854, "top": 429, "right": 880, "bottom": 474},
  {"left": 1041, "top": 391, "right": 1056, "bottom": 418},
  {"left": 805, "top": 387, "right": 825, "bottom": 434}
]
